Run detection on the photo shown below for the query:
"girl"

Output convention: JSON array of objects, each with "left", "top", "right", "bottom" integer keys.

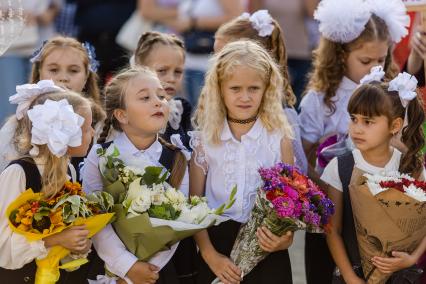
[
  {"left": 0, "top": 81, "right": 95, "bottom": 283},
  {"left": 29, "top": 36, "right": 101, "bottom": 104},
  {"left": 190, "top": 40, "right": 294, "bottom": 284},
  {"left": 299, "top": 0, "right": 408, "bottom": 281},
  {"left": 29, "top": 36, "right": 106, "bottom": 182},
  {"left": 322, "top": 71, "right": 426, "bottom": 283},
  {"left": 132, "top": 31, "right": 192, "bottom": 148},
  {"left": 82, "top": 66, "right": 189, "bottom": 284},
  {"left": 213, "top": 9, "right": 308, "bottom": 174}
]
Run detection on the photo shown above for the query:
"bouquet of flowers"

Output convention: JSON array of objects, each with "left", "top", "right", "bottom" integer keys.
[
  {"left": 7, "top": 181, "right": 115, "bottom": 284},
  {"left": 350, "top": 171, "right": 426, "bottom": 284},
  {"left": 98, "top": 144, "right": 236, "bottom": 262},
  {"left": 213, "top": 163, "right": 334, "bottom": 283}
]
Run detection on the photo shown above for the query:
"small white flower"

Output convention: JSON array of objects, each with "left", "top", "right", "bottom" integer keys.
[
  {"left": 177, "top": 202, "right": 212, "bottom": 224},
  {"left": 165, "top": 187, "right": 186, "bottom": 207},
  {"left": 403, "top": 184, "right": 426, "bottom": 202}
]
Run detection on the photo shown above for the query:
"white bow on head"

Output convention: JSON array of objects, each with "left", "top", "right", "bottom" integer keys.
[
  {"left": 9, "top": 80, "right": 65, "bottom": 120},
  {"left": 314, "top": 0, "right": 409, "bottom": 44},
  {"left": 360, "top": 65, "right": 385, "bottom": 84},
  {"left": 239, "top": 10, "right": 274, "bottom": 37},
  {"left": 388, "top": 72, "right": 418, "bottom": 108},
  {"left": 27, "top": 99, "right": 84, "bottom": 157}
]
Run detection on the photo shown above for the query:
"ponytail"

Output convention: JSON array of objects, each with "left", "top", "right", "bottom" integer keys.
[
  {"left": 399, "top": 96, "right": 425, "bottom": 177},
  {"left": 269, "top": 21, "right": 296, "bottom": 107},
  {"left": 158, "top": 137, "right": 187, "bottom": 189}
]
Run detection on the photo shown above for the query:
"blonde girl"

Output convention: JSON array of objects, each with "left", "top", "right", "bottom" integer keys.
[
  {"left": 190, "top": 40, "right": 294, "bottom": 284},
  {"left": 82, "top": 67, "right": 188, "bottom": 284},
  {"left": 132, "top": 31, "right": 192, "bottom": 148},
  {"left": 213, "top": 9, "right": 308, "bottom": 174},
  {"left": 29, "top": 36, "right": 106, "bottom": 181},
  {"left": 299, "top": 0, "right": 409, "bottom": 281},
  {"left": 322, "top": 70, "right": 426, "bottom": 283},
  {"left": 0, "top": 81, "right": 94, "bottom": 283}
]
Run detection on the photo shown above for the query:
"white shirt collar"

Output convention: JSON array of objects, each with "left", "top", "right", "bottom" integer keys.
[
  {"left": 220, "top": 118, "right": 263, "bottom": 142},
  {"left": 114, "top": 131, "right": 163, "bottom": 161},
  {"left": 353, "top": 147, "right": 401, "bottom": 174},
  {"left": 339, "top": 76, "right": 358, "bottom": 92}
]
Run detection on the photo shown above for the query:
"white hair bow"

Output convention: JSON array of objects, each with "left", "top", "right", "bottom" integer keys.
[
  {"left": 27, "top": 99, "right": 84, "bottom": 157},
  {"left": 9, "top": 80, "right": 65, "bottom": 120},
  {"left": 240, "top": 10, "right": 274, "bottom": 37},
  {"left": 388, "top": 72, "right": 418, "bottom": 108},
  {"left": 314, "top": 0, "right": 409, "bottom": 44},
  {"left": 360, "top": 66, "right": 385, "bottom": 84},
  {"left": 170, "top": 134, "right": 191, "bottom": 161}
]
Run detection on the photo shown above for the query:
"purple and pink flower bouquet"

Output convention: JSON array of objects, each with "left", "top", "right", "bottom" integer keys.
[{"left": 215, "top": 163, "right": 334, "bottom": 282}]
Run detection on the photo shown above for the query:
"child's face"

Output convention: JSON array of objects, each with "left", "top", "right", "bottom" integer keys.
[
  {"left": 349, "top": 113, "right": 400, "bottom": 152},
  {"left": 221, "top": 65, "right": 265, "bottom": 120},
  {"left": 144, "top": 44, "right": 184, "bottom": 100},
  {"left": 345, "top": 40, "right": 389, "bottom": 83},
  {"left": 67, "top": 106, "right": 94, "bottom": 157},
  {"left": 40, "top": 47, "right": 88, "bottom": 92},
  {"left": 116, "top": 75, "right": 169, "bottom": 135}
]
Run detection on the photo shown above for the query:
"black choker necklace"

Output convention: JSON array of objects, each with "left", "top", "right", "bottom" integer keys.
[{"left": 227, "top": 115, "right": 258, "bottom": 124}]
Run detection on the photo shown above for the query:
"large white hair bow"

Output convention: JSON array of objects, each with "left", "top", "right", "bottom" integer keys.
[
  {"left": 9, "top": 80, "right": 65, "bottom": 120},
  {"left": 314, "top": 0, "right": 409, "bottom": 44},
  {"left": 27, "top": 99, "right": 84, "bottom": 157},
  {"left": 239, "top": 10, "right": 274, "bottom": 37},
  {"left": 367, "top": 0, "right": 410, "bottom": 43},
  {"left": 360, "top": 65, "right": 385, "bottom": 84},
  {"left": 388, "top": 72, "right": 418, "bottom": 108}
]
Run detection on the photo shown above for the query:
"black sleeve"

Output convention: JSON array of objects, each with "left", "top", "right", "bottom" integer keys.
[{"left": 176, "top": 97, "right": 193, "bottom": 132}]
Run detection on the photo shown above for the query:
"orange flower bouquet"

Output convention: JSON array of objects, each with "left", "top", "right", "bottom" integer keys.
[{"left": 7, "top": 181, "right": 114, "bottom": 284}]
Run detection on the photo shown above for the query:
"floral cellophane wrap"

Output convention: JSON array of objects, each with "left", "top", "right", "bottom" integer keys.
[
  {"left": 349, "top": 168, "right": 426, "bottom": 284},
  {"left": 6, "top": 189, "right": 114, "bottom": 284}
]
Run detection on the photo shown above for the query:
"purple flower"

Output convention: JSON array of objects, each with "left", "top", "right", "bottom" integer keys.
[
  {"left": 272, "top": 197, "right": 295, "bottom": 218},
  {"left": 283, "top": 186, "right": 299, "bottom": 200}
]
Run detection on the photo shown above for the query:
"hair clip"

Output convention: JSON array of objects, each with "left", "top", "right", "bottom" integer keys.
[{"left": 82, "top": 42, "right": 100, "bottom": 73}]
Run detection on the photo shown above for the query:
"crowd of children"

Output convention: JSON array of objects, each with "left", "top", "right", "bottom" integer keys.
[{"left": 0, "top": 0, "right": 425, "bottom": 283}]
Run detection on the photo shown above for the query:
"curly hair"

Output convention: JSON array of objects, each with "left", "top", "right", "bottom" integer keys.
[
  {"left": 193, "top": 40, "right": 293, "bottom": 145},
  {"left": 30, "top": 36, "right": 101, "bottom": 104},
  {"left": 216, "top": 16, "right": 296, "bottom": 107},
  {"left": 306, "top": 14, "right": 399, "bottom": 113}
]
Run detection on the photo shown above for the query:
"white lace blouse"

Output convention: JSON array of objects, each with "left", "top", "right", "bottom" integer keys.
[{"left": 190, "top": 119, "right": 285, "bottom": 223}]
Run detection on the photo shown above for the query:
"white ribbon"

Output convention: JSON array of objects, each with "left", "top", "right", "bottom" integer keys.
[
  {"left": 240, "top": 10, "right": 274, "bottom": 37},
  {"left": 360, "top": 65, "right": 385, "bottom": 84},
  {"left": 27, "top": 99, "right": 84, "bottom": 157},
  {"left": 170, "top": 134, "right": 191, "bottom": 161},
  {"left": 388, "top": 72, "right": 418, "bottom": 108},
  {"left": 9, "top": 80, "right": 65, "bottom": 120}
]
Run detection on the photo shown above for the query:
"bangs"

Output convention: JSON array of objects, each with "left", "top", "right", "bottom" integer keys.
[{"left": 348, "top": 83, "right": 391, "bottom": 118}]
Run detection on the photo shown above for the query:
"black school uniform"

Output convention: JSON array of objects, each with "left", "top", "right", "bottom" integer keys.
[{"left": 162, "top": 97, "right": 192, "bottom": 149}]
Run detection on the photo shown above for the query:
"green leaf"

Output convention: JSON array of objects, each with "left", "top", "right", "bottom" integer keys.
[
  {"left": 112, "top": 146, "right": 120, "bottom": 157},
  {"left": 96, "top": 147, "right": 105, "bottom": 156},
  {"left": 148, "top": 203, "right": 178, "bottom": 220},
  {"left": 142, "top": 166, "right": 166, "bottom": 186},
  {"left": 214, "top": 185, "right": 237, "bottom": 215}
]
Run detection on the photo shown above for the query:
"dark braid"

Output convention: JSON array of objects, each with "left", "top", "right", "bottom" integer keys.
[{"left": 158, "top": 137, "right": 188, "bottom": 189}]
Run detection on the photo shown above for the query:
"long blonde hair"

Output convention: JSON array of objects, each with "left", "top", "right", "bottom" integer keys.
[
  {"left": 216, "top": 15, "right": 296, "bottom": 107},
  {"left": 193, "top": 40, "right": 293, "bottom": 145},
  {"left": 306, "top": 14, "right": 399, "bottom": 113},
  {"left": 13, "top": 91, "right": 91, "bottom": 197},
  {"left": 30, "top": 36, "right": 101, "bottom": 104}
]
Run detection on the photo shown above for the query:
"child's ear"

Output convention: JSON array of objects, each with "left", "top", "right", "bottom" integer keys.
[
  {"left": 113, "top": 109, "right": 128, "bottom": 125},
  {"left": 390, "top": 117, "right": 404, "bottom": 135}
]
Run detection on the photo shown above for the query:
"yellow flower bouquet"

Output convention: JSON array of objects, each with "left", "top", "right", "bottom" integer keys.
[{"left": 6, "top": 181, "right": 114, "bottom": 284}]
